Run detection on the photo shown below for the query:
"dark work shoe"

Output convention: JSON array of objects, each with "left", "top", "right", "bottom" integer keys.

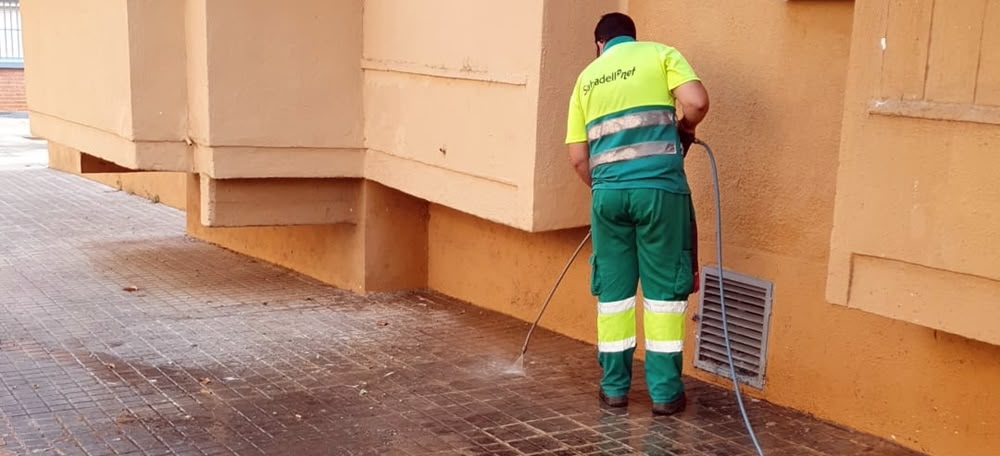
[
  {"left": 598, "top": 390, "right": 628, "bottom": 408},
  {"left": 652, "top": 392, "right": 687, "bottom": 416}
]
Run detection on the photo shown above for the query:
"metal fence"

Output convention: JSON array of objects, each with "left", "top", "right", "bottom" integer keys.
[{"left": 0, "top": 0, "right": 21, "bottom": 68}]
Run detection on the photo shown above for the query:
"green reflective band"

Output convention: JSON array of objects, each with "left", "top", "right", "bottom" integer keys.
[
  {"left": 589, "top": 123, "right": 676, "bottom": 155},
  {"left": 587, "top": 109, "right": 676, "bottom": 142},
  {"left": 585, "top": 105, "right": 676, "bottom": 131},
  {"left": 643, "top": 309, "right": 685, "bottom": 343},
  {"left": 589, "top": 141, "right": 677, "bottom": 170},
  {"left": 597, "top": 306, "right": 637, "bottom": 343}
]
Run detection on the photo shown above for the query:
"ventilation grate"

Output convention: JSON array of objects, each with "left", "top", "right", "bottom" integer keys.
[{"left": 693, "top": 266, "right": 774, "bottom": 389}]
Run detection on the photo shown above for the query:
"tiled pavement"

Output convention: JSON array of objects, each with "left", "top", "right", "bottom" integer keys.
[{"left": 0, "top": 168, "right": 924, "bottom": 455}]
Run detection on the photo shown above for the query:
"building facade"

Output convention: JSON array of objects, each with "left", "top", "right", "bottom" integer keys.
[
  {"left": 0, "top": 0, "right": 25, "bottom": 111},
  {"left": 21, "top": 1, "right": 1000, "bottom": 455}
]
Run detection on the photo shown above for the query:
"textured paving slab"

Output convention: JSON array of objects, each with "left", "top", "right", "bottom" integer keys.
[
  {"left": 0, "top": 169, "right": 924, "bottom": 455},
  {"left": 0, "top": 115, "right": 46, "bottom": 171}
]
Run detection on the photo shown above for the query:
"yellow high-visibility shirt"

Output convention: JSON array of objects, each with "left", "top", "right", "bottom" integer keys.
[{"left": 565, "top": 36, "right": 700, "bottom": 194}]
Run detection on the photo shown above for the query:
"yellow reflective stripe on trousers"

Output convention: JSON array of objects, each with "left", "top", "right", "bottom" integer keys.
[
  {"left": 645, "top": 340, "right": 683, "bottom": 353},
  {"left": 597, "top": 296, "right": 637, "bottom": 353},
  {"left": 643, "top": 299, "right": 685, "bottom": 353},
  {"left": 645, "top": 299, "right": 686, "bottom": 314},
  {"left": 599, "top": 336, "right": 637, "bottom": 352},
  {"left": 598, "top": 296, "right": 635, "bottom": 314}
]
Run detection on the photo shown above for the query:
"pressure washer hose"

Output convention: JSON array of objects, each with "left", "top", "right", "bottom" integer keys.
[
  {"left": 519, "top": 231, "right": 592, "bottom": 357},
  {"left": 694, "top": 138, "right": 764, "bottom": 455},
  {"left": 517, "top": 138, "right": 763, "bottom": 455}
]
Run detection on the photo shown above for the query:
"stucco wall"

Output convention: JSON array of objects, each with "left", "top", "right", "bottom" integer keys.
[
  {"left": 187, "top": 174, "right": 428, "bottom": 294},
  {"left": 187, "top": 174, "right": 368, "bottom": 292},
  {"left": 626, "top": 1, "right": 998, "bottom": 455},
  {"left": 529, "top": 1, "right": 619, "bottom": 230},
  {"left": 428, "top": 205, "right": 596, "bottom": 343},
  {"left": 198, "top": 0, "right": 362, "bottom": 148},
  {"left": 361, "top": 0, "right": 620, "bottom": 232},
  {"left": 827, "top": 0, "right": 1000, "bottom": 347},
  {"left": 47, "top": 143, "right": 187, "bottom": 211},
  {"left": 22, "top": 0, "right": 611, "bottom": 231},
  {"left": 23, "top": 0, "right": 189, "bottom": 171},
  {"left": 127, "top": 0, "right": 187, "bottom": 142},
  {"left": 430, "top": 1, "right": 998, "bottom": 454},
  {"left": 361, "top": 0, "right": 539, "bottom": 230},
  {"left": 22, "top": 0, "right": 133, "bottom": 137},
  {"left": 25, "top": 2, "right": 1000, "bottom": 453}
]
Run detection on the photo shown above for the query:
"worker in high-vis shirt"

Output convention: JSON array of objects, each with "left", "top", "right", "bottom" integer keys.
[{"left": 565, "top": 12, "right": 709, "bottom": 416}]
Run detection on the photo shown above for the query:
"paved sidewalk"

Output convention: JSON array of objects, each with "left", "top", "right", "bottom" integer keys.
[
  {"left": 0, "top": 169, "right": 922, "bottom": 455},
  {"left": 0, "top": 113, "right": 47, "bottom": 171}
]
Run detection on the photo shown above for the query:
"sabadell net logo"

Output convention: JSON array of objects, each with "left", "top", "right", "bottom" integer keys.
[{"left": 582, "top": 67, "right": 637, "bottom": 95}]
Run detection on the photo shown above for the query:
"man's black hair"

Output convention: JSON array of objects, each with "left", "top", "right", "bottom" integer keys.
[{"left": 594, "top": 12, "right": 636, "bottom": 43}]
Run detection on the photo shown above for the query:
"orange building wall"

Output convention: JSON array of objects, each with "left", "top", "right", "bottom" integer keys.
[
  {"left": 428, "top": 205, "right": 596, "bottom": 343},
  {"left": 186, "top": 174, "right": 428, "bottom": 295},
  {"left": 827, "top": 0, "right": 1000, "bottom": 347},
  {"left": 28, "top": 1, "right": 1000, "bottom": 454},
  {"left": 630, "top": 1, "right": 998, "bottom": 455},
  {"left": 429, "top": 1, "right": 1000, "bottom": 455},
  {"left": 47, "top": 143, "right": 187, "bottom": 211}
]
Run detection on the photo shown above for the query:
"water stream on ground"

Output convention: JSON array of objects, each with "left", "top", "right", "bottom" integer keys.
[{"left": 504, "top": 353, "right": 526, "bottom": 376}]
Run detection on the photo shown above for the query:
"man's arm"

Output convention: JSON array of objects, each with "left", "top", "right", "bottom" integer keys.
[
  {"left": 673, "top": 80, "right": 709, "bottom": 133},
  {"left": 568, "top": 142, "right": 592, "bottom": 187},
  {"left": 565, "top": 77, "right": 591, "bottom": 187},
  {"left": 661, "top": 45, "right": 709, "bottom": 139}
]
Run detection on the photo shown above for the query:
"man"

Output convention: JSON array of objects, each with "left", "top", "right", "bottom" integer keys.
[{"left": 564, "top": 12, "right": 709, "bottom": 416}]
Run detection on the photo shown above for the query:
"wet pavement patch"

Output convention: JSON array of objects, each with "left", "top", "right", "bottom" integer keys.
[{"left": 0, "top": 169, "right": 926, "bottom": 455}]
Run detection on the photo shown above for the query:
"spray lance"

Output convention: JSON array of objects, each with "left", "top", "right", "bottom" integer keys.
[{"left": 512, "top": 136, "right": 765, "bottom": 456}]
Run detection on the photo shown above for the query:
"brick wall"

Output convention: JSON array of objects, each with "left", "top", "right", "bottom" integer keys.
[{"left": 0, "top": 68, "right": 26, "bottom": 111}]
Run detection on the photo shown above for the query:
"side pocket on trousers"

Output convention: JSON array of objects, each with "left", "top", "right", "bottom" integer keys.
[
  {"left": 689, "top": 209, "right": 700, "bottom": 293},
  {"left": 674, "top": 249, "right": 694, "bottom": 297},
  {"left": 589, "top": 253, "right": 602, "bottom": 296}
]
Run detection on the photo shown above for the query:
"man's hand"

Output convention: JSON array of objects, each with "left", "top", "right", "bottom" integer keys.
[
  {"left": 679, "top": 126, "right": 695, "bottom": 157},
  {"left": 567, "top": 142, "right": 592, "bottom": 187}
]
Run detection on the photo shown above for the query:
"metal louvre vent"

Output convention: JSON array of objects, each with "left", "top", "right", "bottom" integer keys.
[{"left": 693, "top": 266, "right": 774, "bottom": 389}]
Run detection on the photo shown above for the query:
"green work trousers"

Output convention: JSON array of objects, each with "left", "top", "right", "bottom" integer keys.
[{"left": 590, "top": 188, "right": 693, "bottom": 404}]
